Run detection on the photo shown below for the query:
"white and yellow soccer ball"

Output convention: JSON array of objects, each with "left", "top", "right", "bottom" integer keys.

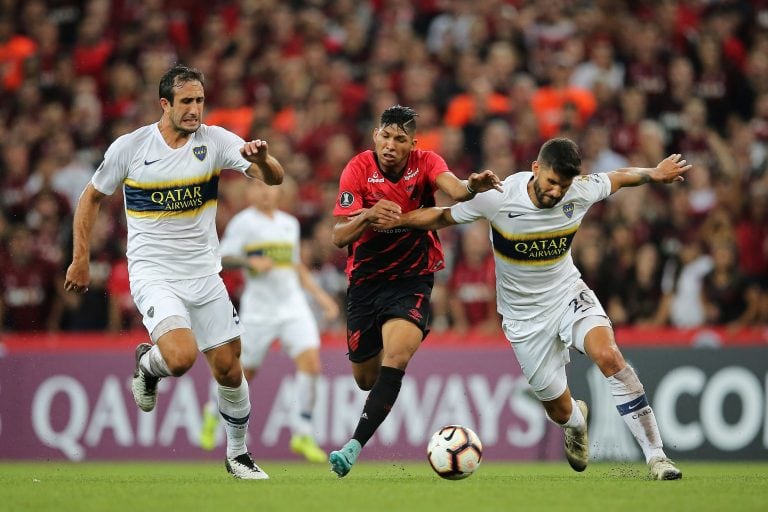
[{"left": 427, "top": 425, "right": 483, "bottom": 480}]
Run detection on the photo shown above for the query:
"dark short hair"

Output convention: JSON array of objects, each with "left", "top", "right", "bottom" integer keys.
[
  {"left": 159, "top": 64, "right": 205, "bottom": 104},
  {"left": 380, "top": 105, "right": 418, "bottom": 135},
  {"left": 537, "top": 137, "right": 582, "bottom": 178}
]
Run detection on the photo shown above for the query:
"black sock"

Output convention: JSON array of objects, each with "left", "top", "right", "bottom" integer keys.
[{"left": 352, "top": 366, "right": 405, "bottom": 447}]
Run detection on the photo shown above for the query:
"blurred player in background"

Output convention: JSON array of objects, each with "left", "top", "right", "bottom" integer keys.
[
  {"left": 64, "top": 64, "right": 283, "bottom": 480},
  {"left": 199, "top": 179, "right": 339, "bottom": 461},
  {"left": 328, "top": 105, "right": 502, "bottom": 477},
  {"left": 375, "top": 137, "right": 687, "bottom": 480}
]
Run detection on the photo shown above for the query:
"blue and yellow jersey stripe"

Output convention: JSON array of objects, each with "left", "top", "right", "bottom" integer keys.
[
  {"left": 245, "top": 242, "right": 294, "bottom": 268},
  {"left": 124, "top": 171, "right": 220, "bottom": 218},
  {"left": 491, "top": 223, "right": 579, "bottom": 266}
]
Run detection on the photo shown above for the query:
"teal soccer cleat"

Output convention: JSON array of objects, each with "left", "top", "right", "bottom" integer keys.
[{"left": 329, "top": 439, "right": 362, "bottom": 477}]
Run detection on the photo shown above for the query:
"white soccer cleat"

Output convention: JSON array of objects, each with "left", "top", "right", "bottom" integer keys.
[
  {"left": 564, "top": 400, "right": 589, "bottom": 472},
  {"left": 131, "top": 343, "right": 160, "bottom": 412},
  {"left": 225, "top": 452, "right": 270, "bottom": 480},
  {"left": 648, "top": 456, "right": 682, "bottom": 480}
]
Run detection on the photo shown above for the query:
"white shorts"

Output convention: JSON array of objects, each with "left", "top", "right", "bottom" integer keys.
[
  {"left": 501, "top": 279, "right": 611, "bottom": 401},
  {"left": 239, "top": 301, "right": 320, "bottom": 369},
  {"left": 130, "top": 274, "right": 244, "bottom": 352}
]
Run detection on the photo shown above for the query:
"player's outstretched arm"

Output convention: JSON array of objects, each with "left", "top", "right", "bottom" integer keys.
[
  {"left": 331, "top": 199, "right": 402, "bottom": 247},
  {"left": 437, "top": 170, "right": 503, "bottom": 202},
  {"left": 242, "top": 139, "right": 284, "bottom": 185},
  {"left": 64, "top": 183, "right": 106, "bottom": 294},
  {"left": 372, "top": 206, "right": 457, "bottom": 232},
  {"left": 608, "top": 154, "right": 692, "bottom": 194}
]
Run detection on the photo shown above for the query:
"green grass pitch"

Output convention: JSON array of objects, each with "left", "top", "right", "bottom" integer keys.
[{"left": 1, "top": 461, "right": 766, "bottom": 512}]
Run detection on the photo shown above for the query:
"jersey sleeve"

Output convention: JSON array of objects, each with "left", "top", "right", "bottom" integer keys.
[
  {"left": 425, "top": 151, "right": 450, "bottom": 186},
  {"left": 210, "top": 125, "right": 251, "bottom": 174},
  {"left": 450, "top": 188, "right": 504, "bottom": 224},
  {"left": 571, "top": 172, "right": 611, "bottom": 205},
  {"left": 333, "top": 159, "right": 365, "bottom": 216},
  {"left": 91, "top": 136, "right": 132, "bottom": 195}
]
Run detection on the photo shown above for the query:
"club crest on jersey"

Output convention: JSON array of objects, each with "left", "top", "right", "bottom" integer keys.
[
  {"left": 193, "top": 145, "right": 207, "bottom": 161},
  {"left": 339, "top": 191, "right": 354, "bottom": 208},
  {"left": 562, "top": 202, "right": 574, "bottom": 218}
]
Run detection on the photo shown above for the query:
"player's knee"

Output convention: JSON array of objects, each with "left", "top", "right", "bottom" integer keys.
[
  {"left": 355, "top": 374, "right": 377, "bottom": 391},
  {"left": 591, "top": 344, "right": 625, "bottom": 376},
  {"left": 381, "top": 349, "right": 414, "bottom": 370},
  {"left": 166, "top": 352, "right": 197, "bottom": 376},
  {"left": 216, "top": 370, "right": 243, "bottom": 388},
  {"left": 356, "top": 377, "right": 375, "bottom": 391},
  {"left": 214, "top": 360, "right": 243, "bottom": 384}
]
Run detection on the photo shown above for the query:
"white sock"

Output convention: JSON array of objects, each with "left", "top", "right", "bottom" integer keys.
[
  {"left": 218, "top": 379, "right": 251, "bottom": 459},
  {"left": 139, "top": 345, "right": 172, "bottom": 377},
  {"left": 293, "top": 371, "right": 317, "bottom": 437},
  {"left": 561, "top": 398, "right": 586, "bottom": 430},
  {"left": 607, "top": 366, "right": 665, "bottom": 463}
]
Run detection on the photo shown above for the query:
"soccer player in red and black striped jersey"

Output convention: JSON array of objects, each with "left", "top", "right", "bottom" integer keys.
[{"left": 327, "top": 105, "right": 502, "bottom": 477}]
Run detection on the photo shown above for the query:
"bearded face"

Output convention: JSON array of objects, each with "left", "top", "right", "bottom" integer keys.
[{"left": 530, "top": 166, "right": 573, "bottom": 209}]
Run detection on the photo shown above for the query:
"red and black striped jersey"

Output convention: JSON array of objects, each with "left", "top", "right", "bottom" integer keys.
[{"left": 333, "top": 149, "right": 449, "bottom": 285}]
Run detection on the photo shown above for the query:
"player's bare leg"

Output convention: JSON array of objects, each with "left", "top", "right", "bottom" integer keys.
[
  {"left": 330, "top": 319, "right": 420, "bottom": 477},
  {"left": 585, "top": 326, "right": 682, "bottom": 480},
  {"left": 205, "top": 339, "right": 268, "bottom": 480},
  {"left": 132, "top": 325, "right": 197, "bottom": 412},
  {"left": 544, "top": 389, "right": 589, "bottom": 472}
]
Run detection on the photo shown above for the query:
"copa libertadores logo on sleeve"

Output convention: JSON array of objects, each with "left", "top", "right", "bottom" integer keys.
[{"left": 339, "top": 191, "right": 354, "bottom": 208}]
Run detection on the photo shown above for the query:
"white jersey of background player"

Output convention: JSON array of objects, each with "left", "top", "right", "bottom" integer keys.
[
  {"left": 373, "top": 138, "right": 689, "bottom": 481},
  {"left": 199, "top": 178, "right": 339, "bottom": 462},
  {"left": 64, "top": 64, "right": 284, "bottom": 480}
]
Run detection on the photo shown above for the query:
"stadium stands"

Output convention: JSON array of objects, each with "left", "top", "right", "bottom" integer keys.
[{"left": 1, "top": 0, "right": 766, "bottom": 335}]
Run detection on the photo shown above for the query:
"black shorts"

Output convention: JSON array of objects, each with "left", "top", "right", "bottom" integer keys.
[{"left": 345, "top": 274, "right": 434, "bottom": 363}]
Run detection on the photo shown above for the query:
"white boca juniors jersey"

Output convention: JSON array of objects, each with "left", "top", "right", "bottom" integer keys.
[
  {"left": 451, "top": 171, "right": 611, "bottom": 320},
  {"left": 91, "top": 123, "right": 251, "bottom": 281},
  {"left": 218, "top": 208, "right": 305, "bottom": 323}
]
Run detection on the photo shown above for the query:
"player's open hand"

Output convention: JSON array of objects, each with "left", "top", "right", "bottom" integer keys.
[
  {"left": 654, "top": 154, "right": 692, "bottom": 184},
  {"left": 367, "top": 199, "right": 402, "bottom": 229},
  {"left": 240, "top": 139, "right": 269, "bottom": 164},
  {"left": 468, "top": 170, "right": 503, "bottom": 193}
]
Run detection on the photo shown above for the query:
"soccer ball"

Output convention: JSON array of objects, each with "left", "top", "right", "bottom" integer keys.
[{"left": 427, "top": 425, "right": 483, "bottom": 480}]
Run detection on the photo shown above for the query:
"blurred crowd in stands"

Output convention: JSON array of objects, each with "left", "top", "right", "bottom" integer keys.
[{"left": 1, "top": 0, "right": 767, "bottom": 336}]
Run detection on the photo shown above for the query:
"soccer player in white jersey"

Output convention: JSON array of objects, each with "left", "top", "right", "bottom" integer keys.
[
  {"left": 374, "top": 138, "right": 688, "bottom": 480},
  {"left": 199, "top": 179, "right": 339, "bottom": 461},
  {"left": 64, "top": 64, "right": 284, "bottom": 480}
]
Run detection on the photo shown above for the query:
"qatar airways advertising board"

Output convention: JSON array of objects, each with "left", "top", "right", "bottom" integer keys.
[{"left": 0, "top": 346, "right": 765, "bottom": 461}]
